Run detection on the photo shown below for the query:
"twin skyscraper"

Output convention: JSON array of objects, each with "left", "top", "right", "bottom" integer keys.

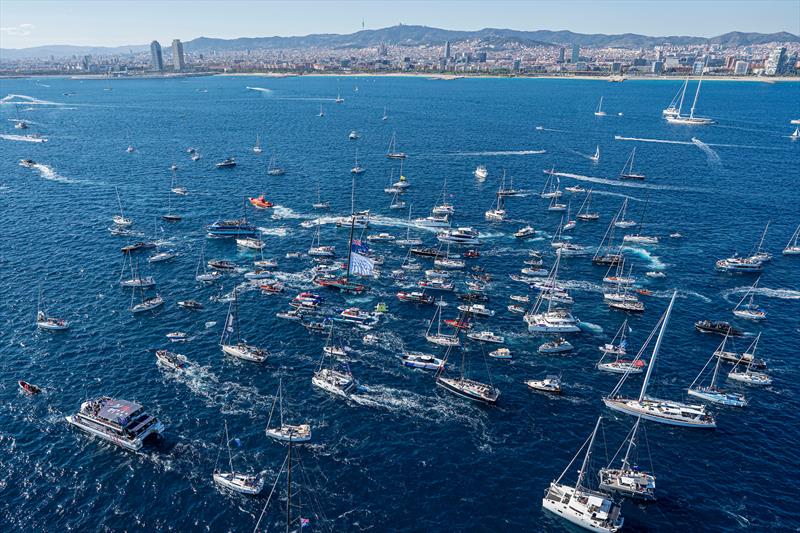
[{"left": 150, "top": 39, "right": 185, "bottom": 72}]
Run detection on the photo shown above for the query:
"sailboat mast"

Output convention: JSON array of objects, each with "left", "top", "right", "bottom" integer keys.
[
  {"left": 576, "top": 416, "right": 602, "bottom": 491},
  {"left": 224, "top": 420, "right": 234, "bottom": 473},
  {"left": 620, "top": 417, "right": 641, "bottom": 470},
  {"left": 286, "top": 441, "right": 293, "bottom": 533},
  {"left": 638, "top": 291, "right": 677, "bottom": 401},
  {"left": 677, "top": 79, "right": 688, "bottom": 114},
  {"left": 689, "top": 71, "right": 704, "bottom": 118},
  {"left": 345, "top": 216, "right": 355, "bottom": 286}
]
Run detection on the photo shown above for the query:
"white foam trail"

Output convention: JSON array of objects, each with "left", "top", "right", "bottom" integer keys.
[
  {"left": 622, "top": 246, "right": 666, "bottom": 270},
  {"left": 1, "top": 133, "right": 47, "bottom": 143},
  {"left": 0, "top": 93, "right": 65, "bottom": 106},
  {"left": 549, "top": 171, "right": 703, "bottom": 192},
  {"left": 258, "top": 226, "right": 290, "bottom": 237},
  {"left": 691, "top": 137, "right": 721, "bottom": 164},
  {"left": 271, "top": 205, "right": 312, "bottom": 220},
  {"left": 536, "top": 126, "right": 570, "bottom": 133},
  {"left": 722, "top": 286, "right": 800, "bottom": 301},
  {"left": 245, "top": 86, "right": 272, "bottom": 93},
  {"left": 451, "top": 150, "right": 546, "bottom": 156},
  {"left": 615, "top": 135, "right": 694, "bottom": 145},
  {"left": 30, "top": 163, "right": 78, "bottom": 184}
]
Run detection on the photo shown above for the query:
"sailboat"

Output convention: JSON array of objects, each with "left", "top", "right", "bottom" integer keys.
[
  {"left": 540, "top": 169, "right": 562, "bottom": 198},
  {"left": 252, "top": 438, "right": 312, "bottom": 532},
  {"left": 351, "top": 148, "right": 365, "bottom": 174},
  {"left": 784, "top": 224, "right": 800, "bottom": 254},
  {"left": 576, "top": 190, "right": 599, "bottom": 221},
  {"left": 396, "top": 204, "right": 423, "bottom": 246},
  {"left": 791, "top": 126, "right": 800, "bottom": 140},
  {"left": 603, "top": 292, "right": 717, "bottom": 428},
  {"left": 594, "top": 96, "right": 607, "bottom": 116},
  {"left": 618, "top": 148, "right": 646, "bottom": 180},
  {"left": 308, "top": 220, "right": 335, "bottom": 257},
  {"left": 317, "top": 104, "right": 325, "bottom": 117},
  {"left": 335, "top": 90, "right": 344, "bottom": 103},
  {"left": 130, "top": 281, "right": 163, "bottom": 314},
  {"left": 252, "top": 134, "right": 262, "bottom": 154},
  {"left": 13, "top": 104, "right": 27, "bottom": 129},
  {"left": 112, "top": 186, "right": 132, "bottom": 227},
  {"left": 524, "top": 254, "right": 581, "bottom": 333},
  {"left": 665, "top": 70, "right": 715, "bottom": 125},
  {"left": 662, "top": 78, "right": 688, "bottom": 117},
  {"left": 315, "top": 178, "right": 369, "bottom": 294},
  {"left": 688, "top": 335, "right": 748, "bottom": 407},
  {"left": 622, "top": 195, "right": 658, "bottom": 244},
  {"left": 732, "top": 276, "right": 766, "bottom": 320},
  {"left": 436, "top": 343, "right": 499, "bottom": 404},
  {"left": 213, "top": 420, "right": 264, "bottom": 494},
  {"left": 220, "top": 289, "right": 268, "bottom": 362},
  {"left": 432, "top": 176, "right": 455, "bottom": 215},
  {"left": 265, "top": 378, "right": 312, "bottom": 442},
  {"left": 36, "top": 288, "right": 70, "bottom": 330},
  {"left": 750, "top": 222, "right": 772, "bottom": 262},
  {"left": 425, "top": 299, "right": 460, "bottom": 346},
  {"left": 547, "top": 181, "right": 567, "bottom": 211},
  {"left": 598, "top": 417, "right": 657, "bottom": 500},
  {"left": 267, "top": 152, "right": 286, "bottom": 176},
  {"left": 592, "top": 214, "right": 623, "bottom": 266},
  {"left": 484, "top": 185, "right": 506, "bottom": 221},
  {"left": 596, "top": 320, "right": 645, "bottom": 374},
  {"left": 542, "top": 416, "right": 624, "bottom": 532},
  {"left": 728, "top": 333, "right": 772, "bottom": 385},
  {"left": 563, "top": 202, "right": 577, "bottom": 230},
  {"left": 195, "top": 244, "right": 221, "bottom": 282},
  {"left": 613, "top": 198, "right": 637, "bottom": 228},
  {"left": 312, "top": 181, "right": 330, "bottom": 210},
  {"left": 389, "top": 189, "right": 406, "bottom": 210},
  {"left": 312, "top": 328, "right": 359, "bottom": 397},
  {"left": 386, "top": 131, "right": 406, "bottom": 159},
  {"left": 590, "top": 145, "right": 600, "bottom": 162},
  {"left": 382, "top": 106, "right": 388, "bottom": 121},
  {"left": 162, "top": 172, "right": 182, "bottom": 222}
]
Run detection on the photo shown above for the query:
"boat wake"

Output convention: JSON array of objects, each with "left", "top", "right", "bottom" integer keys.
[
  {"left": 29, "top": 163, "right": 79, "bottom": 184},
  {"left": 258, "top": 226, "right": 290, "bottom": 237},
  {"left": 245, "top": 86, "right": 273, "bottom": 93},
  {"left": 1, "top": 93, "right": 65, "bottom": 106},
  {"left": 722, "top": 286, "right": 800, "bottom": 302},
  {"left": 451, "top": 150, "right": 546, "bottom": 156},
  {"left": 271, "top": 205, "right": 312, "bottom": 220},
  {"left": 615, "top": 135, "right": 694, "bottom": 146},
  {"left": 171, "top": 364, "right": 271, "bottom": 415},
  {"left": 691, "top": 137, "right": 721, "bottom": 164},
  {"left": 1, "top": 133, "right": 48, "bottom": 143},
  {"left": 549, "top": 171, "right": 703, "bottom": 192},
  {"left": 622, "top": 246, "right": 666, "bottom": 270}
]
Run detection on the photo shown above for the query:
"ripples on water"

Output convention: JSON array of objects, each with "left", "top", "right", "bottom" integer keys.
[{"left": 1, "top": 76, "right": 799, "bottom": 531}]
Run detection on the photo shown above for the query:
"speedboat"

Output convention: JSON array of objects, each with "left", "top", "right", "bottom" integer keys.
[
  {"left": 366, "top": 232, "right": 395, "bottom": 242},
  {"left": 564, "top": 185, "right": 586, "bottom": 193},
  {"left": 165, "top": 331, "right": 188, "bottom": 342},
  {"left": 156, "top": 350, "right": 188, "bottom": 370},
  {"left": 401, "top": 352, "right": 444, "bottom": 370},
  {"left": 65, "top": 396, "right": 165, "bottom": 451},
  {"left": 244, "top": 269, "right": 272, "bottom": 280},
  {"left": 526, "top": 375, "right": 562, "bottom": 394},
  {"left": 349, "top": 130, "right": 359, "bottom": 140},
  {"left": 208, "top": 259, "right": 237, "bottom": 271},
  {"left": 248, "top": 196, "right": 273, "bottom": 209},
  {"left": 215, "top": 157, "right": 236, "bottom": 168},
  {"left": 19, "top": 380, "right": 41, "bottom": 394},
  {"left": 236, "top": 237, "right": 264, "bottom": 251},
  {"left": 19, "top": 159, "right": 36, "bottom": 168},
  {"left": 474, "top": 165, "right": 488, "bottom": 180},
  {"left": 397, "top": 291, "right": 434, "bottom": 305},
  {"left": 177, "top": 300, "right": 203, "bottom": 310},
  {"left": 437, "top": 227, "right": 481, "bottom": 246},
  {"left": 466, "top": 331, "right": 504, "bottom": 344},
  {"left": 695, "top": 320, "right": 743, "bottom": 337},
  {"left": 514, "top": 226, "right": 535, "bottom": 239},
  {"left": 434, "top": 257, "right": 465, "bottom": 269},
  {"left": 206, "top": 218, "right": 257, "bottom": 238},
  {"left": 486, "top": 347, "right": 510, "bottom": 360},
  {"left": 457, "top": 304, "right": 494, "bottom": 317},
  {"left": 414, "top": 214, "right": 450, "bottom": 228},
  {"left": 537, "top": 338, "right": 573, "bottom": 354}
]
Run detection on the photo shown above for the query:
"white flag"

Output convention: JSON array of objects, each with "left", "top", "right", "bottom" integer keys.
[{"left": 349, "top": 252, "right": 374, "bottom": 276}]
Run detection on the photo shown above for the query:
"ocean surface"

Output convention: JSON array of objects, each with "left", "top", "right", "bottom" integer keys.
[{"left": 1, "top": 75, "right": 799, "bottom": 532}]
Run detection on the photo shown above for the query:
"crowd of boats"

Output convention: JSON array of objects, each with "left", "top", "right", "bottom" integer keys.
[{"left": 14, "top": 87, "right": 799, "bottom": 532}]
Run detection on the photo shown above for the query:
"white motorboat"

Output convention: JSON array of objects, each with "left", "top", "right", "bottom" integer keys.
[
  {"left": 474, "top": 165, "right": 488, "bottom": 180},
  {"left": 526, "top": 375, "right": 562, "bottom": 394},
  {"left": 538, "top": 338, "right": 573, "bottom": 354},
  {"left": 466, "top": 331, "right": 505, "bottom": 344},
  {"left": 489, "top": 347, "right": 512, "bottom": 359},
  {"left": 236, "top": 237, "right": 264, "bottom": 251},
  {"left": 515, "top": 226, "right": 535, "bottom": 239},
  {"left": 401, "top": 352, "right": 444, "bottom": 370}
]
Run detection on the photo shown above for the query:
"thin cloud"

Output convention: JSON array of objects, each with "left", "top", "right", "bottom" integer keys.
[{"left": 1, "top": 23, "right": 35, "bottom": 37}]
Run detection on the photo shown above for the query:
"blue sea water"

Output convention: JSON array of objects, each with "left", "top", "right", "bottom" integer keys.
[{"left": 1, "top": 75, "right": 799, "bottom": 532}]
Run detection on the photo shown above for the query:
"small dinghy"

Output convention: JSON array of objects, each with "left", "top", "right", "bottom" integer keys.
[{"left": 19, "top": 380, "right": 41, "bottom": 394}]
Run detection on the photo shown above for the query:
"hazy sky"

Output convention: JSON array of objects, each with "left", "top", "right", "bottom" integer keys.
[{"left": 1, "top": 0, "right": 798, "bottom": 48}]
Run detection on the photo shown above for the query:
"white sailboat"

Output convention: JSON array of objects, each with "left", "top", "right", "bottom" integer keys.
[
  {"left": 220, "top": 290, "right": 268, "bottom": 363},
  {"left": 36, "top": 288, "right": 70, "bottom": 330},
  {"left": 613, "top": 198, "right": 637, "bottom": 228},
  {"left": 396, "top": 204, "right": 423, "bottom": 246},
  {"left": 265, "top": 378, "right": 312, "bottom": 443},
  {"left": 485, "top": 185, "right": 506, "bottom": 221},
  {"left": 662, "top": 78, "right": 688, "bottom": 118},
  {"left": 312, "top": 329, "right": 359, "bottom": 398},
  {"left": 112, "top": 186, "right": 132, "bottom": 227},
  {"left": 618, "top": 148, "right": 645, "bottom": 180},
  {"left": 308, "top": 220, "right": 335, "bottom": 257},
  {"left": 436, "top": 344, "right": 500, "bottom": 404},
  {"left": 590, "top": 145, "right": 600, "bottom": 162},
  {"left": 524, "top": 254, "right": 581, "bottom": 333},
  {"left": 351, "top": 148, "right": 365, "bottom": 174},
  {"left": 603, "top": 292, "right": 717, "bottom": 428},
  {"left": 542, "top": 416, "right": 624, "bottom": 533},
  {"left": 425, "top": 299, "right": 460, "bottom": 346},
  {"left": 728, "top": 333, "right": 772, "bottom": 385},
  {"left": 666, "top": 70, "right": 715, "bottom": 125},
  {"left": 732, "top": 276, "right": 766, "bottom": 320},
  {"left": 252, "top": 134, "right": 262, "bottom": 154},
  {"left": 594, "top": 96, "right": 607, "bottom": 117},
  {"left": 596, "top": 320, "right": 645, "bottom": 374},
  {"left": 386, "top": 131, "right": 406, "bottom": 159},
  {"left": 195, "top": 245, "right": 221, "bottom": 282},
  {"left": 576, "top": 189, "right": 599, "bottom": 221},
  {"left": 622, "top": 195, "right": 658, "bottom": 244},
  {"left": 784, "top": 224, "right": 800, "bottom": 255},
  {"left": 213, "top": 420, "right": 264, "bottom": 494},
  {"left": 688, "top": 335, "right": 748, "bottom": 407},
  {"left": 598, "top": 417, "right": 656, "bottom": 501},
  {"left": 312, "top": 181, "right": 330, "bottom": 210}
]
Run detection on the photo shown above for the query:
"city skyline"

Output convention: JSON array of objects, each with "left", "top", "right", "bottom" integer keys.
[{"left": 1, "top": 0, "right": 799, "bottom": 49}]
